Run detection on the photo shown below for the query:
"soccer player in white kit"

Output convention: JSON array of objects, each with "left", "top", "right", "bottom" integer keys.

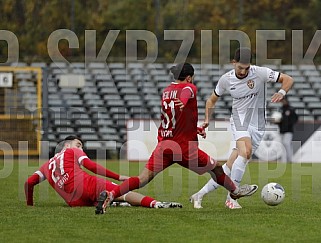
[{"left": 190, "top": 47, "right": 294, "bottom": 209}]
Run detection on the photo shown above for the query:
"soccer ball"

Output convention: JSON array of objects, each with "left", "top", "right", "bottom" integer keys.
[{"left": 261, "top": 182, "right": 285, "bottom": 206}]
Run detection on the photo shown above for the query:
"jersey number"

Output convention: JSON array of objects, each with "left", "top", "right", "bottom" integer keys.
[
  {"left": 48, "top": 152, "right": 64, "bottom": 183},
  {"left": 161, "top": 100, "right": 176, "bottom": 129}
]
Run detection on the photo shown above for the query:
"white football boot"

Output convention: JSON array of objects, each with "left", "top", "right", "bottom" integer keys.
[
  {"left": 225, "top": 194, "right": 242, "bottom": 209},
  {"left": 189, "top": 193, "right": 203, "bottom": 209},
  {"left": 155, "top": 202, "right": 183, "bottom": 208},
  {"left": 230, "top": 184, "right": 258, "bottom": 199}
]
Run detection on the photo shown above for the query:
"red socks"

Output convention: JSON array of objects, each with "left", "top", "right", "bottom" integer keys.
[
  {"left": 111, "top": 177, "right": 157, "bottom": 208},
  {"left": 216, "top": 173, "right": 236, "bottom": 192},
  {"left": 141, "top": 196, "right": 157, "bottom": 208},
  {"left": 112, "top": 176, "right": 140, "bottom": 198}
]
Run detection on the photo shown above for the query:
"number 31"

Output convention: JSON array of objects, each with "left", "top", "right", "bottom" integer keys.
[{"left": 161, "top": 100, "right": 176, "bottom": 129}]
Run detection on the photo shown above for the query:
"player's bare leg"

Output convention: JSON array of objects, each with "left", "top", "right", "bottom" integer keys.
[
  {"left": 226, "top": 148, "right": 238, "bottom": 171},
  {"left": 115, "top": 191, "right": 182, "bottom": 208},
  {"left": 225, "top": 138, "right": 252, "bottom": 209}
]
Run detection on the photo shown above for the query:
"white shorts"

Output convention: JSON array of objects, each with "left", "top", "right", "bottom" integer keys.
[{"left": 230, "top": 117, "right": 265, "bottom": 154}]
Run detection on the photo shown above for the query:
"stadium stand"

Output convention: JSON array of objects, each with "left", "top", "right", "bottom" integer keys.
[{"left": 6, "top": 62, "right": 321, "bottom": 156}]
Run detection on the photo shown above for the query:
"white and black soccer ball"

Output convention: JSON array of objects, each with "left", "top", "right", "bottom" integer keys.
[{"left": 261, "top": 182, "right": 285, "bottom": 206}]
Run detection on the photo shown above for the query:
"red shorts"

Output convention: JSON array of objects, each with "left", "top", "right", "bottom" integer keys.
[
  {"left": 145, "top": 140, "right": 217, "bottom": 175},
  {"left": 67, "top": 176, "right": 118, "bottom": 207}
]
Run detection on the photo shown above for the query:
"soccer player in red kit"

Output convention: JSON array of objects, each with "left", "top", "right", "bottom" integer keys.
[
  {"left": 95, "top": 63, "right": 258, "bottom": 214},
  {"left": 25, "top": 136, "right": 182, "bottom": 209}
]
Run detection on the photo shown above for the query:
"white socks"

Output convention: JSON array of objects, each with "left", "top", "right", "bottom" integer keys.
[
  {"left": 197, "top": 177, "right": 219, "bottom": 197},
  {"left": 197, "top": 163, "right": 232, "bottom": 197},
  {"left": 197, "top": 156, "right": 248, "bottom": 197},
  {"left": 230, "top": 156, "right": 248, "bottom": 187}
]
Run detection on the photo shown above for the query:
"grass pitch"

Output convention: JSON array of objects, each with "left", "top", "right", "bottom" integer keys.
[{"left": 1, "top": 160, "right": 321, "bottom": 242}]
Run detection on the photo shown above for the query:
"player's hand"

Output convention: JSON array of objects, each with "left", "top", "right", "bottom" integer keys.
[
  {"left": 271, "top": 92, "right": 284, "bottom": 103},
  {"left": 197, "top": 127, "right": 206, "bottom": 139},
  {"left": 119, "top": 175, "right": 130, "bottom": 181},
  {"left": 202, "top": 121, "right": 209, "bottom": 129},
  {"left": 174, "top": 98, "right": 184, "bottom": 110}
]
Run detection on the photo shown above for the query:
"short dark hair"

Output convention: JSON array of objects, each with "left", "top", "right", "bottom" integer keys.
[
  {"left": 54, "top": 135, "right": 84, "bottom": 153},
  {"left": 170, "top": 63, "right": 194, "bottom": 81},
  {"left": 62, "top": 135, "right": 84, "bottom": 146},
  {"left": 234, "top": 47, "right": 252, "bottom": 64}
]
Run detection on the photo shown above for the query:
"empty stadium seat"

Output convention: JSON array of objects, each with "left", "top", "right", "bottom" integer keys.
[
  {"left": 298, "top": 64, "right": 317, "bottom": 71},
  {"left": 105, "top": 99, "right": 125, "bottom": 107},
  {"left": 108, "top": 63, "right": 125, "bottom": 69},
  {"left": 120, "top": 87, "right": 139, "bottom": 95},
  {"left": 307, "top": 103, "right": 321, "bottom": 110},
  {"left": 91, "top": 69, "right": 110, "bottom": 75},
  {"left": 142, "top": 86, "right": 158, "bottom": 95},
  {"left": 81, "top": 134, "right": 99, "bottom": 141},
  {"left": 309, "top": 76, "right": 321, "bottom": 83},
  {"left": 127, "top": 62, "right": 144, "bottom": 69},
  {"left": 291, "top": 101, "right": 306, "bottom": 109},
  {"left": 70, "top": 62, "right": 86, "bottom": 69},
  {"left": 285, "top": 70, "right": 301, "bottom": 76},
  {"left": 302, "top": 96, "right": 320, "bottom": 103},
  {"left": 97, "top": 119, "right": 114, "bottom": 127},
  {"left": 287, "top": 96, "right": 301, "bottom": 102},
  {"left": 86, "top": 99, "right": 104, "bottom": 107},
  {"left": 31, "top": 62, "right": 47, "bottom": 68},
  {"left": 297, "top": 89, "right": 315, "bottom": 96},
  {"left": 280, "top": 64, "right": 296, "bottom": 71},
  {"left": 127, "top": 99, "right": 144, "bottom": 107},
  {"left": 294, "top": 82, "right": 311, "bottom": 89}
]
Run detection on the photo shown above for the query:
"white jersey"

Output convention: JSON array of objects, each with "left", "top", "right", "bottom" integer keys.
[{"left": 214, "top": 65, "right": 280, "bottom": 130}]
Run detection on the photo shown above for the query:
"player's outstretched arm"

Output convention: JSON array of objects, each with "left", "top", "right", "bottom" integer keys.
[
  {"left": 203, "top": 91, "right": 219, "bottom": 128},
  {"left": 82, "top": 158, "right": 121, "bottom": 181},
  {"left": 24, "top": 174, "right": 41, "bottom": 206}
]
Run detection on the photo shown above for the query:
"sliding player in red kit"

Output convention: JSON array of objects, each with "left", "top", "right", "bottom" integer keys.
[
  {"left": 95, "top": 63, "right": 258, "bottom": 214},
  {"left": 25, "top": 136, "right": 182, "bottom": 209}
]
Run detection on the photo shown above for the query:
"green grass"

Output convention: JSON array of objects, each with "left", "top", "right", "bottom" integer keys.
[{"left": 1, "top": 160, "right": 321, "bottom": 242}]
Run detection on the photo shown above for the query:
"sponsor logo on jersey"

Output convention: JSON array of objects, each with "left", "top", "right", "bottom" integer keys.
[
  {"left": 235, "top": 91, "right": 258, "bottom": 100},
  {"left": 269, "top": 71, "right": 275, "bottom": 79},
  {"left": 247, "top": 79, "right": 255, "bottom": 89}
]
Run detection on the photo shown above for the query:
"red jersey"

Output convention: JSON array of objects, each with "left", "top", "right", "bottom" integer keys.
[
  {"left": 158, "top": 82, "right": 198, "bottom": 145},
  {"left": 36, "top": 148, "right": 90, "bottom": 203},
  {"left": 25, "top": 147, "right": 120, "bottom": 206},
  {"left": 25, "top": 148, "right": 120, "bottom": 207},
  {"left": 146, "top": 81, "right": 216, "bottom": 175}
]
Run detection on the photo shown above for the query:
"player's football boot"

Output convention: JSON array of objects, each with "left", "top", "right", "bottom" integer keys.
[
  {"left": 230, "top": 184, "right": 258, "bottom": 200},
  {"left": 225, "top": 195, "right": 242, "bottom": 209},
  {"left": 95, "top": 190, "right": 114, "bottom": 214},
  {"left": 111, "top": 202, "right": 132, "bottom": 207},
  {"left": 155, "top": 202, "right": 183, "bottom": 208},
  {"left": 189, "top": 193, "right": 203, "bottom": 209}
]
